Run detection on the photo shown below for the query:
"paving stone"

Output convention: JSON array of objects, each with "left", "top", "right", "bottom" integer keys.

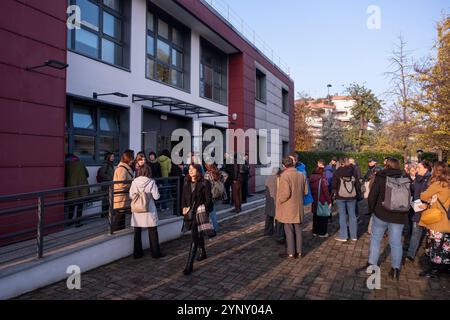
[{"left": 15, "top": 203, "right": 450, "bottom": 300}]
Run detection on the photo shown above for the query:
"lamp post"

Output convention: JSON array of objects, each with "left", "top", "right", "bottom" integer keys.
[{"left": 327, "top": 84, "right": 332, "bottom": 104}]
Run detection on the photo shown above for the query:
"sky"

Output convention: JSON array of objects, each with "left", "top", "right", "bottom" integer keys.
[{"left": 219, "top": 0, "right": 448, "bottom": 100}]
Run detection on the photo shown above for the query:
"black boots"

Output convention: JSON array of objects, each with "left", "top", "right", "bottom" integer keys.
[
  {"left": 389, "top": 268, "right": 400, "bottom": 280},
  {"left": 419, "top": 263, "right": 442, "bottom": 278},
  {"left": 197, "top": 243, "right": 207, "bottom": 261},
  {"left": 183, "top": 242, "right": 198, "bottom": 276}
]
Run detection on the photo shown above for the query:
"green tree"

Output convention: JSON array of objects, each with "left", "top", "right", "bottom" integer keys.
[
  {"left": 317, "top": 111, "right": 351, "bottom": 151},
  {"left": 345, "top": 83, "right": 383, "bottom": 151}
]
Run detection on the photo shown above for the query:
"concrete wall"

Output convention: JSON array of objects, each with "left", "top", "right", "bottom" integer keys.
[
  {"left": 254, "top": 62, "right": 290, "bottom": 192},
  {"left": 0, "top": 216, "right": 184, "bottom": 300}
]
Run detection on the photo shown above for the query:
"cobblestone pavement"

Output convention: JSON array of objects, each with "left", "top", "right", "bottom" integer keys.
[{"left": 17, "top": 201, "right": 450, "bottom": 300}]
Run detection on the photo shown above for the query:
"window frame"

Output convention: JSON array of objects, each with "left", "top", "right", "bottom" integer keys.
[
  {"left": 199, "top": 38, "right": 228, "bottom": 106},
  {"left": 145, "top": 4, "right": 189, "bottom": 91},
  {"left": 68, "top": 0, "right": 128, "bottom": 69},
  {"left": 282, "top": 88, "right": 289, "bottom": 114},
  {"left": 255, "top": 68, "right": 267, "bottom": 104},
  {"left": 66, "top": 99, "right": 122, "bottom": 166}
]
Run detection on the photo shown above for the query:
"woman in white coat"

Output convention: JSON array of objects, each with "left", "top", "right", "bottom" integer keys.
[{"left": 129, "top": 164, "right": 165, "bottom": 259}]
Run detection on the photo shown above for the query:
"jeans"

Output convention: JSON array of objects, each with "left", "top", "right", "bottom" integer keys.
[
  {"left": 369, "top": 215, "right": 404, "bottom": 269},
  {"left": 336, "top": 199, "right": 357, "bottom": 240},
  {"left": 407, "top": 222, "right": 425, "bottom": 258},
  {"left": 209, "top": 209, "right": 220, "bottom": 233}
]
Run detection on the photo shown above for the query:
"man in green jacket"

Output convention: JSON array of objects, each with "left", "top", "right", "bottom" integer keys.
[{"left": 65, "top": 154, "right": 89, "bottom": 227}]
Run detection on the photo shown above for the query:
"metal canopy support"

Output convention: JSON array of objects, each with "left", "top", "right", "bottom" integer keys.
[{"left": 132, "top": 94, "right": 226, "bottom": 118}]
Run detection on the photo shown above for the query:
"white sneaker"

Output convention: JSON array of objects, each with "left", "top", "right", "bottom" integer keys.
[
  {"left": 335, "top": 237, "right": 347, "bottom": 242},
  {"left": 318, "top": 233, "right": 329, "bottom": 238}
]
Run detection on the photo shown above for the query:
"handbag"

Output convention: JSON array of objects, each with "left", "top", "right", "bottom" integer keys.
[
  {"left": 317, "top": 178, "right": 331, "bottom": 217},
  {"left": 196, "top": 204, "right": 216, "bottom": 238},
  {"left": 420, "top": 197, "right": 447, "bottom": 226}
]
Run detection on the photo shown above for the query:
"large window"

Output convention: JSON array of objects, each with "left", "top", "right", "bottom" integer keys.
[
  {"left": 67, "top": 0, "right": 129, "bottom": 68},
  {"left": 66, "top": 101, "right": 122, "bottom": 165},
  {"left": 146, "top": 5, "right": 189, "bottom": 90},
  {"left": 282, "top": 88, "right": 289, "bottom": 114},
  {"left": 256, "top": 69, "right": 266, "bottom": 103},
  {"left": 200, "top": 39, "right": 228, "bottom": 105}
]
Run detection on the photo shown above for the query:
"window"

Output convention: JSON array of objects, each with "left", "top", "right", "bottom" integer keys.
[
  {"left": 282, "top": 141, "right": 289, "bottom": 158},
  {"left": 146, "top": 6, "right": 189, "bottom": 90},
  {"left": 66, "top": 101, "right": 121, "bottom": 165},
  {"left": 68, "top": 0, "right": 128, "bottom": 68},
  {"left": 282, "top": 88, "right": 289, "bottom": 114},
  {"left": 256, "top": 69, "right": 266, "bottom": 103},
  {"left": 200, "top": 39, "right": 227, "bottom": 105}
]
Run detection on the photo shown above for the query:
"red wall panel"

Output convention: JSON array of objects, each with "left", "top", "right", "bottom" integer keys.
[{"left": 0, "top": 0, "right": 67, "bottom": 238}]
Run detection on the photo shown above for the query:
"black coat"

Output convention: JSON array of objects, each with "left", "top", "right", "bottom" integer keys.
[
  {"left": 411, "top": 171, "right": 431, "bottom": 222},
  {"left": 332, "top": 166, "right": 361, "bottom": 200},
  {"left": 368, "top": 168, "right": 408, "bottom": 225},
  {"left": 149, "top": 161, "right": 162, "bottom": 179},
  {"left": 182, "top": 179, "right": 213, "bottom": 218},
  {"left": 98, "top": 160, "right": 114, "bottom": 182}
]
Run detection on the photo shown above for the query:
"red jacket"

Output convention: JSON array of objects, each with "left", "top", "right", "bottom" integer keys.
[{"left": 310, "top": 173, "right": 332, "bottom": 208}]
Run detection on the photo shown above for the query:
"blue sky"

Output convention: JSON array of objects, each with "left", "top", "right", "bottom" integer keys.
[{"left": 220, "top": 0, "right": 448, "bottom": 100}]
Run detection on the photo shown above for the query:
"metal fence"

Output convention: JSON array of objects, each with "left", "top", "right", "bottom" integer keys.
[{"left": 0, "top": 177, "right": 181, "bottom": 269}]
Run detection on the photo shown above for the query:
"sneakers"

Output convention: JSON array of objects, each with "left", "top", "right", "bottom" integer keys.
[
  {"left": 318, "top": 233, "right": 329, "bottom": 238},
  {"left": 335, "top": 237, "right": 348, "bottom": 242},
  {"left": 279, "top": 252, "right": 299, "bottom": 259},
  {"left": 312, "top": 233, "right": 318, "bottom": 237},
  {"left": 351, "top": 238, "right": 358, "bottom": 242}
]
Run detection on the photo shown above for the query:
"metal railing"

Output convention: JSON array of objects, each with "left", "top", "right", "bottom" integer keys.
[
  {"left": 201, "top": 0, "right": 292, "bottom": 77},
  {"left": 0, "top": 177, "right": 181, "bottom": 268}
]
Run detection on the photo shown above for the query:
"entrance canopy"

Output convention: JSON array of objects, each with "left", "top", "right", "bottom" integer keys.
[{"left": 132, "top": 94, "right": 227, "bottom": 118}]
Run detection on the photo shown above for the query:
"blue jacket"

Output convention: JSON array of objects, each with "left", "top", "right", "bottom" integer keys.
[
  {"left": 295, "top": 162, "right": 314, "bottom": 205},
  {"left": 324, "top": 165, "right": 334, "bottom": 193}
]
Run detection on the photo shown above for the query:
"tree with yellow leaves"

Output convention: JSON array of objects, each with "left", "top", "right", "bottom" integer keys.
[
  {"left": 294, "top": 93, "right": 315, "bottom": 151},
  {"left": 414, "top": 14, "right": 450, "bottom": 160}
]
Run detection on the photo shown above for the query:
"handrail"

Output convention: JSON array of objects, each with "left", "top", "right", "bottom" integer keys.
[{"left": 0, "top": 176, "right": 182, "bottom": 265}]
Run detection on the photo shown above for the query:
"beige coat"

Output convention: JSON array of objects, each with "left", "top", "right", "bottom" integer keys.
[
  {"left": 113, "top": 162, "right": 133, "bottom": 209},
  {"left": 419, "top": 181, "right": 450, "bottom": 233},
  {"left": 275, "top": 167, "right": 308, "bottom": 224}
]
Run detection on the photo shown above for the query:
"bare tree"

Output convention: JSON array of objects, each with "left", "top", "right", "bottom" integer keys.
[{"left": 384, "top": 35, "right": 418, "bottom": 161}]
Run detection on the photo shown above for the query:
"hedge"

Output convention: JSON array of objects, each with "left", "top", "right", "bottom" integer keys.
[{"left": 296, "top": 151, "right": 404, "bottom": 176}]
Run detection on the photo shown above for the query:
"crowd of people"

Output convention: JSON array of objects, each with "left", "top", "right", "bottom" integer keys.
[
  {"left": 65, "top": 149, "right": 449, "bottom": 279},
  {"left": 264, "top": 154, "right": 450, "bottom": 280},
  {"left": 65, "top": 149, "right": 251, "bottom": 275}
]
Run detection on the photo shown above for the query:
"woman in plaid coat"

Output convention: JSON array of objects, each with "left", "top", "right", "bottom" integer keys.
[{"left": 181, "top": 164, "right": 213, "bottom": 275}]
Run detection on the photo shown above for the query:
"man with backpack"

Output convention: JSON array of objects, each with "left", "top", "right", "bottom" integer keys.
[
  {"left": 332, "top": 157, "right": 361, "bottom": 242},
  {"left": 362, "top": 157, "right": 410, "bottom": 280}
]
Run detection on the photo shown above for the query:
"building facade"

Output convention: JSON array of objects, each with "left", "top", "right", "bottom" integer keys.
[{"left": 0, "top": 0, "right": 294, "bottom": 197}]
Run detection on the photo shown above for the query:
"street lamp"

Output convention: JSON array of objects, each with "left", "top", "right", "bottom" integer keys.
[
  {"left": 327, "top": 84, "right": 332, "bottom": 103},
  {"left": 214, "top": 113, "right": 238, "bottom": 126},
  {"left": 93, "top": 92, "right": 129, "bottom": 99},
  {"left": 26, "top": 59, "right": 69, "bottom": 71}
]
